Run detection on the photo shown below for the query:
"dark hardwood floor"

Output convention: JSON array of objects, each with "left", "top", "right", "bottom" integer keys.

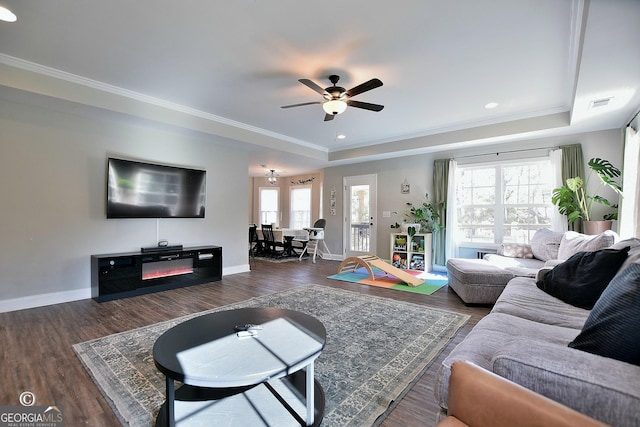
[{"left": 0, "top": 257, "right": 491, "bottom": 426}]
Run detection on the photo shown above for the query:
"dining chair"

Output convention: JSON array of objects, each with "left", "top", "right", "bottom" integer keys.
[
  {"left": 248, "top": 224, "right": 258, "bottom": 265},
  {"left": 261, "top": 224, "right": 285, "bottom": 257}
]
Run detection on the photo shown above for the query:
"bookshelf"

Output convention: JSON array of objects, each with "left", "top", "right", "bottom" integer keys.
[{"left": 390, "top": 233, "right": 432, "bottom": 272}]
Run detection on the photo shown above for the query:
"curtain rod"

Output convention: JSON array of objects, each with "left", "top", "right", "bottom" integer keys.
[{"left": 453, "top": 145, "right": 559, "bottom": 160}]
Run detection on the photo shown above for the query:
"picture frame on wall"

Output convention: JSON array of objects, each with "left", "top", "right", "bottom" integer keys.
[{"left": 401, "top": 180, "right": 410, "bottom": 194}]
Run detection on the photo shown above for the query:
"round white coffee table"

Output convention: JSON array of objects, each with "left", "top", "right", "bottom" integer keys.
[{"left": 153, "top": 307, "right": 326, "bottom": 426}]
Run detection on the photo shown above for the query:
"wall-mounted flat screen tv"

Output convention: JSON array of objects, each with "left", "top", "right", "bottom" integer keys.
[{"left": 106, "top": 158, "right": 206, "bottom": 218}]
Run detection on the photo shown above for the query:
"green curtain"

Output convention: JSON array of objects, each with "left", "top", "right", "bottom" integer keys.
[
  {"left": 560, "top": 144, "right": 584, "bottom": 232},
  {"left": 432, "top": 159, "right": 449, "bottom": 265}
]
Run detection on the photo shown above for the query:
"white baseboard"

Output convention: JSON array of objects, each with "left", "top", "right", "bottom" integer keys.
[
  {"left": 223, "top": 265, "right": 250, "bottom": 275},
  {"left": 0, "top": 264, "right": 250, "bottom": 314},
  {"left": 320, "top": 252, "right": 344, "bottom": 261},
  {"left": 0, "top": 288, "right": 92, "bottom": 314}
]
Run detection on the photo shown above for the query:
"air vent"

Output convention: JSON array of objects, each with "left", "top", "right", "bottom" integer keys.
[{"left": 590, "top": 97, "right": 612, "bottom": 109}]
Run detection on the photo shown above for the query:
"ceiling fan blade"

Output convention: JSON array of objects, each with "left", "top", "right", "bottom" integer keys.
[
  {"left": 346, "top": 78, "right": 383, "bottom": 97},
  {"left": 281, "top": 101, "right": 322, "bottom": 109},
  {"left": 348, "top": 100, "right": 384, "bottom": 112},
  {"left": 324, "top": 113, "right": 335, "bottom": 122},
  {"left": 299, "top": 79, "right": 330, "bottom": 96}
]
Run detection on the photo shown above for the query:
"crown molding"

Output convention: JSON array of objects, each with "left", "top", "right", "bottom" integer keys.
[{"left": 0, "top": 53, "right": 328, "bottom": 154}]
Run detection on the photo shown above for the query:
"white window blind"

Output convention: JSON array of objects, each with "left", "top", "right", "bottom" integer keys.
[
  {"left": 290, "top": 186, "right": 311, "bottom": 229},
  {"left": 259, "top": 187, "right": 279, "bottom": 226},
  {"left": 455, "top": 158, "right": 554, "bottom": 244}
]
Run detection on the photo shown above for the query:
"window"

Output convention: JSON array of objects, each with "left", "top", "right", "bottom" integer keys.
[
  {"left": 455, "top": 159, "right": 553, "bottom": 245},
  {"left": 259, "top": 187, "right": 279, "bottom": 226},
  {"left": 290, "top": 186, "right": 311, "bottom": 229}
]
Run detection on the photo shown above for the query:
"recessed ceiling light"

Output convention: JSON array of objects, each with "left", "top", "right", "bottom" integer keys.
[
  {"left": 484, "top": 102, "right": 499, "bottom": 109},
  {"left": 0, "top": 6, "right": 17, "bottom": 22},
  {"left": 337, "top": 134, "right": 346, "bottom": 140}
]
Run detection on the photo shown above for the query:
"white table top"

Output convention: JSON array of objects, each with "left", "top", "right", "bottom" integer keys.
[
  {"left": 256, "top": 228, "right": 308, "bottom": 242},
  {"left": 154, "top": 307, "right": 326, "bottom": 389},
  {"left": 176, "top": 317, "right": 323, "bottom": 387}
]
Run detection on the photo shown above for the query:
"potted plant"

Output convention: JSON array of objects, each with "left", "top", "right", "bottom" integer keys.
[
  {"left": 390, "top": 193, "right": 444, "bottom": 237},
  {"left": 551, "top": 157, "right": 622, "bottom": 234}
]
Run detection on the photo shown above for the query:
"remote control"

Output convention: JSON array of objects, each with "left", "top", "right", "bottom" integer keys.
[
  {"left": 234, "top": 324, "right": 263, "bottom": 332},
  {"left": 236, "top": 330, "right": 258, "bottom": 338}
]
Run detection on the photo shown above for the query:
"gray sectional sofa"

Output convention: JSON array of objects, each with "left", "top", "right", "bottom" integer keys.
[
  {"left": 436, "top": 236, "right": 640, "bottom": 426},
  {"left": 447, "top": 229, "right": 618, "bottom": 304}
]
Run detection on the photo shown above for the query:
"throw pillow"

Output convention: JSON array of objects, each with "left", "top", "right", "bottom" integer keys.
[
  {"left": 610, "top": 238, "right": 640, "bottom": 272},
  {"left": 569, "top": 263, "right": 640, "bottom": 366},
  {"left": 557, "top": 230, "right": 617, "bottom": 260},
  {"left": 530, "top": 228, "right": 563, "bottom": 261},
  {"left": 536, "top": 247, "right": 630, "bottom": 309},
  {"left": 497, "top": 243, "right": 534, "bottom": 259}
]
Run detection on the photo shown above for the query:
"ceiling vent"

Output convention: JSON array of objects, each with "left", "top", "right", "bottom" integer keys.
[{"left": 590, "top": 97, "right": 612, "bottom": 109}]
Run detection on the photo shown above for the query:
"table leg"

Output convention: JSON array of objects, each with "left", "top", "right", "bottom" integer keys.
[
  {"left": 306, "top": 362, "right": 314, "bottom": 426},
  {"left": 166, "top": 377, "right": 175, "bottom": 427},
  {"left": 288, "top": 237, "right": 300, "bottom": 256}
]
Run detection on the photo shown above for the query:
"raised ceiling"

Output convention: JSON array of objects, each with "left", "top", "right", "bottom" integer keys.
[{"left": 1, "top": 0, "right": 639, "bottom": 176}]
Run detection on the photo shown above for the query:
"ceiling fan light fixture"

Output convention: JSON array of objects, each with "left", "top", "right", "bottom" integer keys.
[
  {"left": 0, "top": 6, "right": 17, "bottom": 22},
  {"left": 282, "top": 75, "right": 383, "bottom": 121},
  {"left": 323, "top": 99, "right": 347, "bottom": 116}
]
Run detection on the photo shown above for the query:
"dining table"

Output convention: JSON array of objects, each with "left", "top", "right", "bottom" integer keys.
[
  {"left": 255, "top": 227, "right": 308, "bottom": 257},
  {"left": 255, "top": 228, "right": 308, "bottom": 243}
]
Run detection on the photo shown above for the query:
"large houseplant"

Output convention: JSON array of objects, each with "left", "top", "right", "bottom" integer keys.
[
  {"left": 551, "top": 157, "right": 622, "bottom": 231},
  {"left": 390, "top": 193, "right": 444, "bottom": 236}
]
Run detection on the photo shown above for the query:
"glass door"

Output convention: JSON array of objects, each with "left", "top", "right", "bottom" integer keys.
[{"left": 343, "top": 174, "right": 377, "bottom": 258}]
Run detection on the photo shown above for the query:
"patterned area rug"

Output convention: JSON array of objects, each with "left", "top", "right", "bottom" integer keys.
[{"left": 73, "top": 284, "right": 469, "bottom": 426}]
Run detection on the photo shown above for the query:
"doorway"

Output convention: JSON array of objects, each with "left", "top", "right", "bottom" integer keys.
[{"left": 343, "top": 174, "right": 377, "bottom": 258}]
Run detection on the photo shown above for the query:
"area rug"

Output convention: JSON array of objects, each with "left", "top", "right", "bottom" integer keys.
[
  {"left": 253, "top": 254, "right": 302, "bottom": 263},
  {"left": 328, "top": 267, "right": 448, "bottom": 295},
  {"left": 73, "top": 284, "right": 468, "bottom": 427}
]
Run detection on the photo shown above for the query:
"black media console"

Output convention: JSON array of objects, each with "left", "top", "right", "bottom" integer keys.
[{"left": 91, "top": 245, "right": 222, "bottom": 302}]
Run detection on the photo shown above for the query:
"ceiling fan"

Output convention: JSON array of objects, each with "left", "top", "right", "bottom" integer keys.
[{"left": 281, "top": 75, "right": 384, "bottom": 121}]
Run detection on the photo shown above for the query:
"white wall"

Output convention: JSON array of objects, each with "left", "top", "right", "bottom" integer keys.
[
  {"left": 0, "top": 94, "right": 250, "bottom": 312},
  {"left": 324, "top": 129, "right": 624, "bottom": 261}
]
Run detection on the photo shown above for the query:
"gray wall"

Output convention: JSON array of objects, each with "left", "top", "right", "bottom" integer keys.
[
  {"left": 0, "top": 86, "right": 625, "bottom": 311},
  {"left": 1, "top": 94, "right": 250, "bottom": 312},
  {"left": 323, "top": 155, "right": 435, "bottom": 260},
  {"left": 323, "top": 129, "right": 624, "bottom": 261}
]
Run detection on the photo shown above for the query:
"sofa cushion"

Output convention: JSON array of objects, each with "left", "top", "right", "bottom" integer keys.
[
  {"left": 434, "top": 312, "right": 580, "bottom": 410},
  {"left": 536, "top": 247, "right": 630, "bottom": 309},
  {"left": 446, "top": 258, "right": 514, "bottom": 304},
  {"left": 492, "top": 277, "right": 589, "bottom": 329},
  {"left": 483, "top": 253, "right": 544, "bottom": 269},
  {"left": 530, "top": 229, "right": 563, "bottom": 261},
  {"left": 492, "top": 340, "right": 640, "bottom": 426},
  {"left": 497, "top": 243, "right": 534, "bottom": 259},
  {"left": 569, "top": 263, "right": 640, "bottom": 366},
  {"left": 503, "top": 266, "right": 539, "bottom": 278},
  {"left": 557, "top": 230, "right": 617, "bottom": 260}
]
